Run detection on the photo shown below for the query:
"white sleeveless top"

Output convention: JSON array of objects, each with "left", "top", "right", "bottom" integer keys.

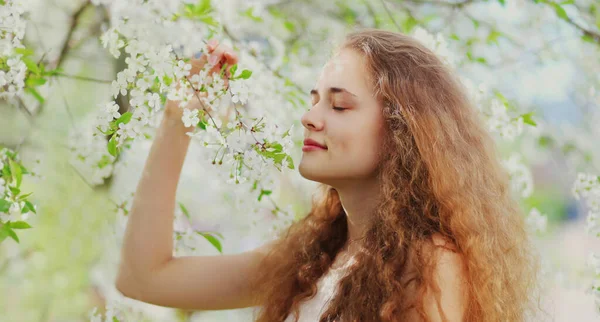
[{"left": 283, "top": 256, "right": 357, "bottom": 322}]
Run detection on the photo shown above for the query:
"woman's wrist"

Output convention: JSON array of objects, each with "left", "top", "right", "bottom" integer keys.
[{"left": 162, "top": 101, "right": 193, "bottom": 134}]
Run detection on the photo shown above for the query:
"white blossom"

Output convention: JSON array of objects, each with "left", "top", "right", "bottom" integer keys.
[
  {"left": 526, "top": 208, "right": 547, "bottom": 234},
  {"left": 182, "top": 108, "right": 199, "bottom": 128},
  {"left": 502, "top": 153, "right": 534, "bottom": 198},
  {"left": 229, "top": 79, "right": 251, "bottom": 104}
]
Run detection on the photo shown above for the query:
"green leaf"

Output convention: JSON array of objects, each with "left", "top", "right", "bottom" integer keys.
[
  {"left": 197, "top": 232, "right": 222, "bottom": 253},
  {"left": 242, "top": 7, "right": 263, "bottom": 22},
  {"left": 286, "top": 155, "right": 295, "bottom": 169},
  {"left": 23, "top": 200, "right": 36, "bottom": 214},
  {"left": 14, "top": 47, "right": 34, "bottom": 56},
  {"left": 239, "top": 69, "right": 252, "bottom": 80},
  {"left": 401, "top": 16, "right": 418, "bottom": 33},
  {"left": 497, "top": 0, "right": 506, "bottom": 6},
  {"left": 552, "top": 3, "right": 568, "bottom": 21},
  {"left": 486, "top": 30, "right": 502, "bottom": 46},
  {"left": 97, "top": 154, "right": 113, "bottom": 169},
  {"left": 115, "top": 111, "right": 133, "bottom": 126},
  {"left": 25, "top": 87, "right": 44, "bottom": 104},
  {"left": 337, "top": 2, "right": 359, "bottom": 25},
  {"left": 107, "top": 135, "right": 118, "bottom": 157},
  {"left": 520, "top": 112, "right": 537, "bottom": 126},
  {"left": 22, "top": 57, "right": 40, "bottom": 75},
  {"left": 17, "top": 191, "right": 33, "bottom": 201},
  {"left": 9, "top": 159, "right": 22, "bottom": 188},
  {"left": 229, "top": 64, "right": 238, "bottom": 77},
  {"left": 538, "top": 135, "right": 554, "bottom": 148},
  {"left": 581, "top": 35, "right": 595, "bottom": 44},
  {"left": 269, "top": 142, "right": 283, "bottom": 153},
  {"left": 258, "top": 189, "right": 272, "bottom": 201},
  {"left": 197, "top": 117, "right": 207, "bottom": 130},
  {"left": 9, "top": 221, "right": 31, "bottom": 229},
  {"left": 199, "top": 15, "right": 219, "bottom": 27},
  {"left": 178, "top": 202, "right": 191, "bottom": 219},
  {"left": 26, "top": 76, "right": 47, "bottom": 87},
  {"left": 9, "top": 186, "right": 20, "bottom": 196},
  {"left": 96, "top": 125, "right": 115, "bottom": 136},
  {"left": 2, "top": 162, "right": 10, "bottom": 179},
  {"left": 0, "top": 224, "right": 19, "bottom": 243},
  {"left": 284, "top": 21, "right": 295, "bottom": 32},
  {"left": 0, "top": 199, "right": 10, "bottom": 213},
  {"left": 44, "top": 68, "right": 63, "bottom": 76},
  {"left": 466, "top": 52, "right": 487, "bottom": 65}
]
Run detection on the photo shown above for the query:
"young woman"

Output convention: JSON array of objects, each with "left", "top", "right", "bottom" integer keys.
[{"left": 116, "top": 29, "right": 540, "bottom": 322}]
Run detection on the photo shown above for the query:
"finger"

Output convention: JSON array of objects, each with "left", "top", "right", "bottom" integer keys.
[
  {"left": 223, "top": 51, "right": 239, "bottom": 66},
  {"left": 209, "top": 44, "right": 237, "bottom": 67},
  {"left": 207, "top": 38, "right": 219, "bottom": 51},
  {"left": 209, "top": 44, "right": 228, "bottom": 64}
]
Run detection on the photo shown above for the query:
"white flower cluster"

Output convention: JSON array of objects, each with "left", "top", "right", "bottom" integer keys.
[
  {"left": 487, "top": 99, "right": 524, "bottom": 141},
  {"left": 89, "top": 299, "right": 151, "bottom": 322},
  {"left": 526, "top": 207, "right": 548, "bottom": 234},
  {"left": 589, "top": 252, "right": 600, "bottom": 276},
  {"left": 0, "top": 0, "right": 28, "bottom": 100},
  {"left": 187, "top": 116, "right": 295, "bottom": 185},
  {"left": 172, "top": 205, "right": 223, "bottom": 257},
  {"left": 0, "top": 148, "right": 36, "bottom": 223},
  {"left": 411, "top": 29, "right": 530, "bottom": 143},
  {"left": 411, "top": 26, "right": 457, "bottom": 68},
  {"left": 229, "top": 78, "right": 251, "bottom": 104},
  {"left": 68, "top": 114, "right": 118, "bottom": 185},
  {"left": 502, "top": 153, "right": 534, "bottom": 198},
  {"left": 572, "top": 172, "right": 600, "bottom": 236},
  {"left": 572, "top": 173, "right": 600, "bottom": 307},
  {"left": 587, "top": 252, "right": 600, "bottom": 308}
]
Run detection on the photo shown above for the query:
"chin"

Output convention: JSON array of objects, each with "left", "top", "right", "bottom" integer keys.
[{"left": 298, "top": 162, "right": 328, "bottom": 183}]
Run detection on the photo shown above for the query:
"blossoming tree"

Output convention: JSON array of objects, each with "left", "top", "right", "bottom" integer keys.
[{"left": 1, "top": 0, "right": 599, "bottom": 320}]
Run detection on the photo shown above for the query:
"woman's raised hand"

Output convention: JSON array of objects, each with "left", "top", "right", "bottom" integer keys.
[{"left": 166, "top": 39, "right": 239, "bottom": 117}]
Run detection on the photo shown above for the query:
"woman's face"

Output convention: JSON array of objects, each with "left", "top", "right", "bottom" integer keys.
[{"left": 299, "top": 48, "right": 385, "bottom": 186}]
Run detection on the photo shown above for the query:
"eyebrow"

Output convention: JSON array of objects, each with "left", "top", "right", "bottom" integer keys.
[{"left": 310, "top": 87, "right": 358, "bottom": 98}]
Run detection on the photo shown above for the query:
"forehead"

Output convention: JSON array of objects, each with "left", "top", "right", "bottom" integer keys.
[{"left": 314, "top": 49, "right": 371, "bottom": 97}]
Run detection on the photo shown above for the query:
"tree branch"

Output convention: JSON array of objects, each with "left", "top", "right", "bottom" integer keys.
[
  {"left": 54, "top": 73, "right": 112, "bottom": 84},
  {"left": 55, "top": 1, "right": 93, "bottom": 70},
  {"left": 380, "top": 0, "right": 402, "bottom": 31}
]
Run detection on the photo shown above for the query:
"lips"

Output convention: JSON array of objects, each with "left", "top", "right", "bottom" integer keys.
[{"left": 303, "top": 138, "right": 327, "bottom": 149}]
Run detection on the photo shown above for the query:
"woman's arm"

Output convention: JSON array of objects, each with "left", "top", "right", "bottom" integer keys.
[
  {"left": 115, "top": 102, "right": 193, "bottom": 295},
  {"left": 115, "top": 41, "right": 275, "bottom": 310}
]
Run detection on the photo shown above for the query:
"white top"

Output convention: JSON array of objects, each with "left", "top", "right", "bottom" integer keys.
[{"left": 283, "top": 256, "right": 357, "bottom": 322}]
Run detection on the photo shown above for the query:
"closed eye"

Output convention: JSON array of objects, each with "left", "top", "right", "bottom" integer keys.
[{"left": 333, "top": 106, "right": 346, "bottom": 111}]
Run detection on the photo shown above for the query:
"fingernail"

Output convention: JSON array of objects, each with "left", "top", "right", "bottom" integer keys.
[
  {"left": 193, "top": 52, "right": 203, "bottom": 59},
  {"left": 209, "top": 54, "right": 218, "bottom": 65}
]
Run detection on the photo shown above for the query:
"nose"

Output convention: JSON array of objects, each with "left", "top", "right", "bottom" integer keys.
[{"left": 301, "top": 107, "right": 324, "bottom": 131}]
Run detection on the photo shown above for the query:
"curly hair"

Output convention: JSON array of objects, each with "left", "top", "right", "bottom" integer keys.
[{"left": 250, "top": 28, "right": 541, "bottom": 322}]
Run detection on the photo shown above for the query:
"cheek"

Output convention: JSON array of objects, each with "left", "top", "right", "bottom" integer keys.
[{"left": 336, "top": 124, "right": 383, "bottom": 164}]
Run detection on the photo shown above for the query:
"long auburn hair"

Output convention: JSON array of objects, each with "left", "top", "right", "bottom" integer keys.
[{"left": 250, "top": 28, "right": 541, "bottom": 322}]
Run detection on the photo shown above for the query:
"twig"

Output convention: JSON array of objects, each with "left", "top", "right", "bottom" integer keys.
[
  {"left": 380, "top": 0, "right": 402, "bottom": 31},
  {"left": 399, "top": 0, "right": 475, "bottom": 7},
  {"left": 361, "top": 0, "right": 382, "bottom": 28},
  {"left": 560, "top": 12, "right": 600, "bottom": 44},
  {"left": 55, "top": 1, "right": 92, "bottom": 70},
  {"left": 173, "top": 53, "right": 223, "bottom": 136},
  {"left": 221, "top": 24, "right": 306, "bottom": 95},
  {"left": 54, "top": 72, "right": 112, "bottom": 84}
]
